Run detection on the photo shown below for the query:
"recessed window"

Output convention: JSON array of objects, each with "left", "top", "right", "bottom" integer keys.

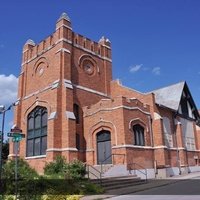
[
  {"left": 133, "top": 124, "right": 145, "bottom": 146},
  {"left": 163, "top": 117, "right": 173, "bottom": 148},
  {"left": 27, "top": 106, "right": 47, "bottom": 157},
  {"left": 76, "top": 133, "right": 80, "bottom": 150},
  {"left": 73, "top": 104, "right": 80, "bottom": 124}
]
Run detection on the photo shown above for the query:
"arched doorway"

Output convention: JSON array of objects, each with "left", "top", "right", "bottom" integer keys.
[{"left": 97, "top": 130, "right": 112, "bottom": 164}]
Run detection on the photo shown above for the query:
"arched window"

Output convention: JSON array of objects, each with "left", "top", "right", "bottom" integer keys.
[
  {"left": 27, "top": 106, "right": 47, "bottom": 157},
  {"left": 133, "top": 124, "right": 145, "bottom": 146}
]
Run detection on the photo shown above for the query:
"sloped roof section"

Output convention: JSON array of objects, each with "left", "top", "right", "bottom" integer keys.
[{"left": 152, "top": 81, "right": 185, "bottom": 111}]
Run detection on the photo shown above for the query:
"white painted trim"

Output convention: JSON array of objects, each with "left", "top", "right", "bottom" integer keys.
[
  {"left": 65, "top": 83, "right": 73, "bottom": 89},
  {"left": 154, "top": 112, "right": 162, "bottom": 120},
  {"left": 154, "top": 145, "right": 168, "bottom": 149},
  {"left": 51, "top": 80, "right": 60, "bottom": 89},
  {"left": 25, "top": 155, "right": 46, "bottom": 159},
  {"left": 14, "top": 100, "right": 20, "bottom": 106},
  {"left": 23, "top": 49, "right": 29, "bottom": 53},
  {"left": 23, "top": 80, "right": 60, "bottom": 100},
  {"left": 74, "top": 84, "right": 108, "bottom": 97},
  {"left": 128, "top": 118, "right": 147, "bottom": 130},
  {"left": 64, "top": 79, "right": 108, "bottom": 97},
  {"left": 66, "top": 111, "right": 76, "bottom": 120},
  {"left": 64, "top": 79, "right": 73, "bottom": 89},
  {"left": 57, "top": 38, "right": 72, "bottom": 45},
  {"left": 55, "top": 48, "right": 71, "bottom": 54},
  {"left": 169, "top": 147, "right": 185, "bottom": 150},
  {"left": 64, "top": 79, "right": 72, "bottom": 84},
  {"left": 48, "top": 111, "right": 57, "bottom": 120},
  {"left": 112, "top": 145, "right": 153, "bottom": 149},
  {"left": 46, "top": 148, "right": 78, "bottom": 152},
  {"left": 22, "top": 79, "right": 108, "bottom": 101},
  {"left": 56, "top": 24, "right": 72, "bottom": 30},
  {"left": 88, "top": 119, "right": 118, "bottom": 147},
  {"left": 84, "top": 105, "right": 151, "bottom": 117},
  {"left": 101, "top": 44, "right": 111, "bottom": 49},
  {"left": 85, "top": 149, "right": 95, "bottom": 152}
]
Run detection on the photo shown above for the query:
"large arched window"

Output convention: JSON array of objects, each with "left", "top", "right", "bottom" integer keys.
[
  {"left": 133, "top": 124, "right": 145, "bottom": 146},
  {"left": 27, "top": 106, "right": 47, "bottom": 157}
]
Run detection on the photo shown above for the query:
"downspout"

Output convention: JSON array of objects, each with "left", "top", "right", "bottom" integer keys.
[
  {"left": 148, "top": 115, "right": 157, "bottom": 177},
  {"left": 173, "top": 112, "right": 181, "bottom": 175}
]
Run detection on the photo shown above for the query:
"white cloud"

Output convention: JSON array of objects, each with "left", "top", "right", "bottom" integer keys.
[
  {"left": 152, "top": 67, "right": 161, "bottom": 75},
  {"left": 130, "top": 64, "right": 143, "bottom": 73},
  {"left": 0, "top": 74, "right": 18, "bottom": 106}
]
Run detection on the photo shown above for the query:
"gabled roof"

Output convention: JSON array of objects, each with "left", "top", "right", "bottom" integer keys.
[
  {"left": 152, "top": 81, "right": 185, "bottom": 111},
  {"left": 152, "top": 81, "right": 200, "bottom": 124}
]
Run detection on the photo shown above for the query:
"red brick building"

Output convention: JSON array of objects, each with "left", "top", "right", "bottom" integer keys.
[{"left": 9, "top": 13, "right": 200, "bottom": 178}]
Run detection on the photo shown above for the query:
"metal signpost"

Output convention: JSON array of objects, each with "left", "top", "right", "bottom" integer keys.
[{"left": 7, "top": 127, "right": 25, "bottom": 198}]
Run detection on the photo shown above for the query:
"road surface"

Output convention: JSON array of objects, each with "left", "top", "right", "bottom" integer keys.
[{"left": 108, "top": 176, "right": 200, "bottom": 200}]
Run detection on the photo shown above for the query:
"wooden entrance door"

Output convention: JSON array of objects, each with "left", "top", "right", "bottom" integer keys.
[{"left": 97, "top": 131, "right": 112, "bottom": 165}]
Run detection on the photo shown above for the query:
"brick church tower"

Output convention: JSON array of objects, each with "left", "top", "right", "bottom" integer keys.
[
  {"left": 9, "top": 12, "right": 200, "bottom": 178},
  {"left": 10, "top": 13, "right": 112, "bottom": 171}
]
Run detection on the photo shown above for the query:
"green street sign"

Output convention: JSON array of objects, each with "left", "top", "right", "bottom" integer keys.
[
  {"left": 12, "top": 136, "right": 22, "bottom": 142},
  {"left": 7, "top": 132, "right": 25, "bottom": 138},
  {"left": 7, "top": 127, "right": 25, "bottom": 143}
]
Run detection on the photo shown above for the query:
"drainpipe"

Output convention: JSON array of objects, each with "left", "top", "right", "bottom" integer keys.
[
  {"left": 173, "top": 113, "right": 181, "bottom": 175},
  {"left": 148, "top": 115, "right": 156, "bottom": 177}
]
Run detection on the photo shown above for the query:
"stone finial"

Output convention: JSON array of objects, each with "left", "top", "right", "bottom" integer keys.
[
  {"left": 98, "top": 36, "right": 111, "bottom": 47},
  {"left": 57, "top": 12, "right": 70, "bottom": 22},
  {"left": 25, "top": 39, "right": 36, "bottom": 46},
  {"left": 98, "top": 36, "right": 106, "bottom": 43}
]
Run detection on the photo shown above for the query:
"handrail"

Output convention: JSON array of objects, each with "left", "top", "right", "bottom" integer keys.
[
  {"left": 85, "top": 164, "right": 102, "bottom": 185},
  {"left": 127, "top": 162, "right": 148, "bottom": 182},
  {"left": 100, "top": 153, "right": 126, "bottom": 175}
]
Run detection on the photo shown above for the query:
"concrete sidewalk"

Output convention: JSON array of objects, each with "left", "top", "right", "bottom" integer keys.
[{"left": 80, "top": 171, "right": 200, "bottom": 200}]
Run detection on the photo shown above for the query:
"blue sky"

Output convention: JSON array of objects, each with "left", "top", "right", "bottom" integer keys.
[{"left": 0, "top": 0, "right": 200, "bottom": 134}]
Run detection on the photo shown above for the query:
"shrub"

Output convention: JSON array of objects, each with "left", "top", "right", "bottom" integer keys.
[
  {"left": 65, "top": 159, "right": 86, "bottom": 180},
  {"left": 2, "top": 159, "right": 39, "bottom": 197},
  {"left": 3, "top": 158, "right": 38, "bottom": 180},
  {"left": 44, "top": 155, "right": 67, "bottom": 176}
]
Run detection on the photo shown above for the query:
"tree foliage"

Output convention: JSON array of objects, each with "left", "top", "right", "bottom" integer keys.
[{"left": 2, "top": 140, "right": 9, "bottom": 163}]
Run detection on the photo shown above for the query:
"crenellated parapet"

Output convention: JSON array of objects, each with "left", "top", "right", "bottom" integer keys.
[
  {"left": 22, "top": 12, "right": 111, "bottom": 66},
  {"left": 83, "top": 96, "right": 150, "bottom": 117}
]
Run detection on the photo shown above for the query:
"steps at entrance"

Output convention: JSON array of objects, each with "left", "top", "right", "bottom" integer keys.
[
  {"left": 86, "top": 164, "right": 113, "bottom": 179},
  {"left": 90, "top": 175, "right": 146, "bottom": 191}
]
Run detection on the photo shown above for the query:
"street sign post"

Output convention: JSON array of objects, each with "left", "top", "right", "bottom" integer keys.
[{"left": 7, "top": 126, "right": 25, "bottom": 199}]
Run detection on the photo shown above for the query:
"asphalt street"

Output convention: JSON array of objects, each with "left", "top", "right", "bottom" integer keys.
[{"left": 108, "top": 176, "right": 200, "bottom": 200}]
